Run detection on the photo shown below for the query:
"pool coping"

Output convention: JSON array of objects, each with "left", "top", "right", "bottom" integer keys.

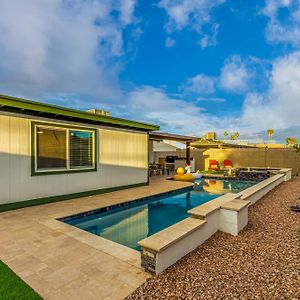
[
  {"left": 57, "top": 178, "right": 264, "bottom": 254},
  {"left": 58, "top": 185, "right": 193, "bottom": 223},
  {"left": 57, "top": 179, "right": 257, "bottom": 254},
  {"left": 137, "top": 168, "right": 291, "bottom": 274},
  {"left": 52, "top": 185, "right": 196, "bottom": 270},
  {"left": 54, "top": 168, "right": 291, "bottom": 276},
  {"left": 0, "top": 169, "right": 292, "bottom": 299},
  {"left": 0, "top": 176, "right": 195, "bottom": 300}
]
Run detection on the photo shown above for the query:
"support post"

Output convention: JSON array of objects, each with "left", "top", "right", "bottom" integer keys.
[{"left": 186, "top": 141, "right": 190, "bottom": 165}]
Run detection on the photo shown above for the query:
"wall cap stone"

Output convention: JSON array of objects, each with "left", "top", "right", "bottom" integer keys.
[
  {"left": 188, "top": 193, "right": 237, "bottom": 218},
  {"left": 221, "top": 199, "right": 251, "bottom": 212},
  {"left": 138, "top": 217, "right": 206, "bottom": 252}
]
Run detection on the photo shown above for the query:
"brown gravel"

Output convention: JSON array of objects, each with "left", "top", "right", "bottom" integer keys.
[{"left": 127, "top": 177, "right": 300, "bottom": 300}]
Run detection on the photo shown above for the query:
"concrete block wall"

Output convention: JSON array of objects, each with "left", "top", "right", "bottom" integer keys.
[
  {"left": 204, "top": 148, "right": 300, "bottom": 175},
  {"left": 155, "top": 147, "right": 300, "bottom": 175}
]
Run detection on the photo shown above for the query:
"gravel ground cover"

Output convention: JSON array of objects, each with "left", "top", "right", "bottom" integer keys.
[{"left": 128, "top": 177, "right": 300, "bottom": 300}]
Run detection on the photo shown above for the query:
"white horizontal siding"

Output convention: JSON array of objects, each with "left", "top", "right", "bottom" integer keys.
[{"left": 0, "top": 113, "right": 148, "bottom": 204}]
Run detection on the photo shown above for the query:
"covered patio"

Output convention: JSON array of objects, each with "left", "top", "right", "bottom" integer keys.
[{"left": 149, "top": 132, "right": 199, "bottom": 175}]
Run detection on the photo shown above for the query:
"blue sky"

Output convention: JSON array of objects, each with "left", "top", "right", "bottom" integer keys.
[{"left": 1, "top": 0, "right": 300, "bottom": 142}]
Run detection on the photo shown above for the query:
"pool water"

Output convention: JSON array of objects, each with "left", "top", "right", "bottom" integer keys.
[{"left": 65, "top": 179, "right": 257, "bottom": 250}]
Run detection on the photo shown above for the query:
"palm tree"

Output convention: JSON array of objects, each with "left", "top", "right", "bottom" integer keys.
[
  {"left": 224, "top": 131, "right": 229, "bottom": 138},
  {"left": 230, "top": 134, "right": 235, "bottom": 141},
  {"left": 267, "top": 129, "right": 274, "bottom": 140},
  {"left": 234, "top": 132, "right": 240, "bottom": 139}
]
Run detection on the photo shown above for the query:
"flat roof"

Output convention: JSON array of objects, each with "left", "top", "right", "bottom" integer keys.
[
  {"left": 150, "top": 131, "right": 199, "bottom": 142},
  {"left": 0, "top": 94, "right": 159, "bottom": 132},
  {"left": 191, "top": 139, "right": 257, "bottom": 149}
]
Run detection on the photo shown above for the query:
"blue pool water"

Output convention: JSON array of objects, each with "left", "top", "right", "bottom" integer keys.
[{"left": 64, "top": 179, "right": 257, "bottom": 250}]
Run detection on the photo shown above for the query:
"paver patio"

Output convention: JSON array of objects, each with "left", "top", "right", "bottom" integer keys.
[{"left": 0, "top": 176, "right": 191, "bottom": 300}]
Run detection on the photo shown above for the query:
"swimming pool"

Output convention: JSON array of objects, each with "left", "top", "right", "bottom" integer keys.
[{"left": 63, "top": 179, "right": 257, "bottom": 250}]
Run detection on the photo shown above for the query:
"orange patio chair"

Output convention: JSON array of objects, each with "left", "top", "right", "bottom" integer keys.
[
  {"left": 209, "top": 159, "right": 219, "bottom": 171},
  {"left": 223, "top": 159, "right": 233, "bottom": 170}
]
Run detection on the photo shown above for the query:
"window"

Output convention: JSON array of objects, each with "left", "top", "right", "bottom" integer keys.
[
  {"left": 33, "top": 123, "right": 96, "bottom": 174},
  {"left": 70, "top": 130, "right": 94, "bottom": 168},
  {"left": 36, "top": 127, "right": 67, "bottom": 169}
]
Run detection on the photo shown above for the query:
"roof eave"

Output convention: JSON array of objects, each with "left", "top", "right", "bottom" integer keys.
[{"left": 0, "top": 95, "right": 159, "bottom": 132}]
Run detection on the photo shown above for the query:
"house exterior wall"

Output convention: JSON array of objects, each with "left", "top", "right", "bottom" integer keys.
[{"left": 0, "top": 113, "right": 148, "bottom": 204}]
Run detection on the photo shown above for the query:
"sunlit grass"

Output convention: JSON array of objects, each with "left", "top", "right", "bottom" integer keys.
[{"left": 0, "top": 260, "right": 42, "bottom": 300}]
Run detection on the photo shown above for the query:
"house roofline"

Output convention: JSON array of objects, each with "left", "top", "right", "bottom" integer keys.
[{"left": 0, "top": 94, "right": 160, "bottom": 132}]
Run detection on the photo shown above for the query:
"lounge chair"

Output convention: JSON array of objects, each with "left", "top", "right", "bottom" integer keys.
[
  {"left": 223, "top": 159, "right": 233, "bottom": 170},
  {"left": 209, "top": 159, "right": 219, "bottom": 171}
]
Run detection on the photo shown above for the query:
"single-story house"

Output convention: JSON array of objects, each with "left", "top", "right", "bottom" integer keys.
[{"left": 0, "top": 95, "right": 159, "bottom": 210}]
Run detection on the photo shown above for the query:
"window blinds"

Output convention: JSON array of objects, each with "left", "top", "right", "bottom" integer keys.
[{"left": 69, "top": 130, "right": 93, "bottom": 168}]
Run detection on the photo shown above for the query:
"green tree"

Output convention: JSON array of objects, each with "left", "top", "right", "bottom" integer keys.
[
  {"left": 230, "top": 134, "right": 235, "bottom": 141},
  {"left": 267, "top": 129, "right": 274, "bottom": 140},
  {"left": 292, "top": 137, "right": 298, "bottom": 144},
  {"left": 294, "top": 144, "right": 300, "bottom": 154},
  {"left": 224, "top": 131, "right": 229, "bottom": 138},
  {"left": 286, "top": 137, "right": 298, "bottom": 145},
  {"left": 234, "top": 132, "right": 240, "bottom": 139}
]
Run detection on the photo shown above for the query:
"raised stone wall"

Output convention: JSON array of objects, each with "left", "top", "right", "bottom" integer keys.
[{"left": 139, "top": 169, "right": 291, "bottom": 275}]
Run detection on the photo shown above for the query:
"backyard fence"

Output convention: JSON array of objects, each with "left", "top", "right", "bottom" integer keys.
[{"left": 154, "top": 147, "right": 300, "bottom": 176}]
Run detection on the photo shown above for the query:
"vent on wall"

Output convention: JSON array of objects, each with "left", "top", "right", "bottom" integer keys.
[{"left": 86, "top": 109, "right": 110, "bottom": 117}]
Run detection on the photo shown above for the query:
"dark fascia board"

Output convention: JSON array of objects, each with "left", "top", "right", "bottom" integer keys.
[
  {"left": 149, "top": 131, "right": 200, "bottom": 142},
  {"left": 0, "top": 94, "right": 160, "bottom": 132}
]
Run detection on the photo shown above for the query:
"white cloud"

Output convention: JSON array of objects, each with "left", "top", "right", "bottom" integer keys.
[
  {"left": 173, "top": 51, "right": 300, "bottom": 138},
  {"left": 159, "top": 0, "right": 224, "bottom": 48},
  {"left": 159, "top": 0, "right": 224, "bottom": 31},
  {"left": 197, "top": 97, "right": 226, "bottom": 102},
  {"left": 183, "top": 74, "right": 215, "bottom": 94},
  {"left": 165, "top": 37, "right": 176, "bottom": 47},
  {"left": 241, "top": 51, "right": 300, "bottom": 131},
  {"left": 108, "top": 52, "right": 300, "bottom": 140},
  {"left": 199, "top": 23, "right": 219, "bottom": 49},
  {"left": 124, "top": 86, "right": 220, "bottom": 134},
  {"left": 219, "top": 56, "right": 250, "bottom": 92},
  {"left": 262, "top": 0, "right": 292, "bottom": 18},
  {"left": 262, "top": 0, "right": 300, "bottom": 47},
  {"left": 118, "top": 0, "right": 136, "bottom": 25},
  {"left": 0, "top": 0, "right": 137, "bottom": 101}
]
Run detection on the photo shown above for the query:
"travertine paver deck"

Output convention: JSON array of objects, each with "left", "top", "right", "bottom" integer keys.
[{"left": 0, "top": 176, "right": 192, "bottom": 300}]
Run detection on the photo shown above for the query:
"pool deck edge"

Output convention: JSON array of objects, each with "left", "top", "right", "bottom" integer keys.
[{"left": 0, "top": 176, "right": 192, "bottom": 300}]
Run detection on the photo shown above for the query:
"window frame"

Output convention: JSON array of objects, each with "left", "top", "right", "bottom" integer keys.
[{"left": 31, "top": 121, "right": 97, "bottom": 176}]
